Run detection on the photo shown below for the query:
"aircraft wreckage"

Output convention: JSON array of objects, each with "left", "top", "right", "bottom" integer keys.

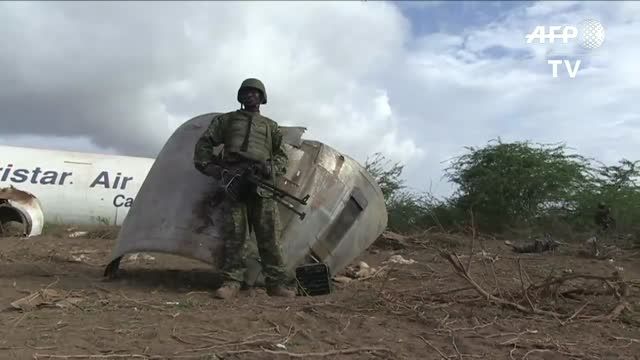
[
  {"left": 104, "top": 112, "right": 388, "bottom": 290},
  {"left": 0, "top": 186, "right": 44, "bottom": 237}
]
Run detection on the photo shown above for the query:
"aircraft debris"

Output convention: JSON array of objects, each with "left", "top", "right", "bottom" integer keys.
[
  {"left": 65, "top": 249, "right": 101, "bottom": 264},
  {"left": 9, "top": 289, "right": 83, "bottom": 312},
  {"left": 0, "top": 186, "right": 44, "bottom": 237},
  {"left": 344, "top": 261, "right": 379, "bottom": 279},
  {"left": 581, "top": 236, "right": 621, "bottom": 259},
  {"left": 385, "top": 254, "right": 416, "bottom": 265},
  {"left": 104, "top": 112, "right": 388, "bottom": 284},
  {"left": 68, "top": 231, "right": 89, "bottom": 238},
  {"left": 0, "top": 221, "right": 24, "bottom": 237},
  {"left": 332, "top": 275, "right": 352, "bottom": 284},
  {"left": 124, "top": 253, "right": 156, "bottom": 262},
  {"left": 0, "top": 144, "right": 155, "bottom": 227},
  {"left": 504, "top": 236, "right": 561, "bottom": 254},
  {"left": 70, "top": 254, "right": 90, "bottom": 263}
]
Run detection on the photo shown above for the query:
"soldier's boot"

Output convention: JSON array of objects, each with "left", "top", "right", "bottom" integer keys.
[
  {"left": 266, "top": 285, "right": 296, "bottom": 297},
  {"left": 214, "top": 281, "right": 241, "bottom": 300}
]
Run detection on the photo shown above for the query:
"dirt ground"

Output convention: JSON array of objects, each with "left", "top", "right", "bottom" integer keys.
[{"left": 1, "top": 230, "right": 639, "bottom": 360}]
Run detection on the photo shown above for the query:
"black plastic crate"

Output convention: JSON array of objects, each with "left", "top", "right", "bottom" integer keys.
[{"left": 295, "top": 263, "right": 332, "bottom": 296}]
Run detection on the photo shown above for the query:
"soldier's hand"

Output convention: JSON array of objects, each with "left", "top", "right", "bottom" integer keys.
[
  {"left": 253, "top": 161, "right": 272, "bottom": 179},
  {"left": 201, "top": 163, "right": 223, "bottom": 179}
]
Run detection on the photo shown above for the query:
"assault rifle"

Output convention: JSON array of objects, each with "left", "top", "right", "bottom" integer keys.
[{"left": 217, "top": 164, "right": 309, "bottom": 220}]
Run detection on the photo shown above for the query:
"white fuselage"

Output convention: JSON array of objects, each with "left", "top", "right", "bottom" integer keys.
[{"left": 0, "top": 144, "right": 155, "bottom": 226}]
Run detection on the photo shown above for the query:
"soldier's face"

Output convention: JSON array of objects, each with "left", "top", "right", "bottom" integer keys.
[{"left": 241, "top": 88, "right": 261, "bottom": 107}]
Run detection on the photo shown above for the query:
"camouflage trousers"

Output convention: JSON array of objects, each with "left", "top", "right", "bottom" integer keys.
[{"left": 219, "top": 187, "right": 290, "bottom": 288}]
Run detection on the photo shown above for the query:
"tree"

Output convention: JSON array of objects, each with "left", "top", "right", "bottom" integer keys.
[
  {"left": 573, "top": 159, "right": 640, "bottom": 233},
  {"left": 364, "top": 152, "right": 405, "bottom": 201},
  {"left": 444, "top": 139, "right": 593, "bottom": 232}
]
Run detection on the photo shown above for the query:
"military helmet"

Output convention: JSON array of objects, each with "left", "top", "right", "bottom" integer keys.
[{"left": 237, "top": 78, "right": 267, "bottom": 104}]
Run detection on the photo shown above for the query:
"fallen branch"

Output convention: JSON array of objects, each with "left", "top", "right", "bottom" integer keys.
[
  {"left": 34, "top": 346, "right": 392, "bottom": 359},
  {"left": 582, "top": 301, "right": 632, "bottom": 322},
  {"left": 522, "top": 349, "right": 553, "bottom": 359},
  {"left": 220, "top": 346, "right": 393, "bottom": 358},
  {"left": 173, "top": 336, "right": 280, "bottom": 354},
  {"left": 528, "top": 273, "right": 623, "bottom": 292},
  {"left": 611, "top": 336, "right": 640, "bottom": 344},
  {"left": 439, "top": 251, "right": 563, "bottom": 318},
  {"left": 518, "top": 260, "right": 535, "bottom": 312},
  {"left": 418, "top": 336, "right": 449, "bottom": 360},
  {"left": 438, "top": 250, "right": 632, "bottom": 322},
  {"left": 34, "top": 355, "right": 150, "bottom": 359}
]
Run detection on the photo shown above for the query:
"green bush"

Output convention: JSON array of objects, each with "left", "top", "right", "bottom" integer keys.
[{"left": 365, "top": 139, "right": 640, "bottom": 243}]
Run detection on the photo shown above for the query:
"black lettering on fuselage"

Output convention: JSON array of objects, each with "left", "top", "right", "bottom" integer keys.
[
  {"left": 30, "top": 167, "right": 42, "bottom": 184},
  {"left": 10, "top": 169, "right": 29, "bottom": 183},
  {"left": 90, "top": 171, "right": 110, "bottom": 188},
  {"left": 0, "top": 165, "right": 73, "bottom": 185},
  {"left": 112, "top": 173, "right": 122, "bottom": 189},
  {"left": 59, "top": 172, "right": 72, "bottom": 185},
  {"left": 40, "top": 171, "right": 58, "bottom": 185},
  {"left": 113, "top": 194, "right": 134, "bottom": 208},
  {"left": 90, "top": 171, "right": 133, "bottom": 189},
  {"left": 120, "top": 176, "right": 133, "bottom": 190},
  {"left": 1, "top": 164, "right": 13, "bottom": 181}
]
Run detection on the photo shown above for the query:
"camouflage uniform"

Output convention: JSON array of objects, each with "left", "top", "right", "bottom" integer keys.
[
  {"left": 594, "top": 202, "right": 614, "bottom": 232},
  {"left": 594, "top": 202, "right": 616, "bottom": 245},
  {"left": 193, "top": 78, "right": 294, "bottom": 298}
]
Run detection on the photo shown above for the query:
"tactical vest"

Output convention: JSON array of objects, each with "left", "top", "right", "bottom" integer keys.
[{"left": 223, "top": 110, "right": 272, "bottom": 163}]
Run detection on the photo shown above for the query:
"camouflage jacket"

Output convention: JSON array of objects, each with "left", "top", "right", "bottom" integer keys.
[{"left": 193, "top": 110, "right": 289, "bottom": 180}]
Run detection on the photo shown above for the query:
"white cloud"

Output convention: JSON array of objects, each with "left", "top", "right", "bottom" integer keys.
[
  {"left": 525, "top": 1, "right": 581, "bottom": 17},
  {"left": 384, "top": 1, "right": 640, "bottom": 196},
  {"left": 0, "top": 1, "right": 639, "bottom": 200}
]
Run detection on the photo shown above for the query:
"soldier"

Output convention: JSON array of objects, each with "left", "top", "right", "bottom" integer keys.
[
  {"left": 193, "top": 78, "right": 296, "bottom": 299},
  {"left": 594, "top": 202, "right": 614, "bottom": 232},
  {"left": 594, "top": 201, "right": 616, "bottom": 246}
]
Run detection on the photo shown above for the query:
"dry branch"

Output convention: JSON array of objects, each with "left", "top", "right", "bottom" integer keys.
[
  {"left": 438, "top": 250, "right": 633, "bottom": 322},
  {"left": 34, "top": 346, "right": 392, "bottom": 359},
  {"left": 418, "top": 336, "right": 449, "bottom": 360},
  {"left": 225, "top": 346, "right": 393, "bottom": 358},
  {"left": 439, "top": 251, "right": 563, "bottom": 317},
  {"left": 34, "top": 355, "right": 151, "bottom": 359}
]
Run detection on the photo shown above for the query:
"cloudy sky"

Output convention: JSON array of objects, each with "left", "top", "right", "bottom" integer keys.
[{"left": 1, "top": 1, "right": 638, "bottom": 198}]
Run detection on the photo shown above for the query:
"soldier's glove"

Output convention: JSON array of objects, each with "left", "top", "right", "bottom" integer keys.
[{"left": 252, "top": 161, "right": 272, "bottom": 179}]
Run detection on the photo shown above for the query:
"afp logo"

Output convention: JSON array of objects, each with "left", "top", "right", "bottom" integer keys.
[
  {"left": 525, "top": 19, "right": 606, "bottom": 79},
  {"left": 525, "top": 19, "right": 606, "bottom": 50}
]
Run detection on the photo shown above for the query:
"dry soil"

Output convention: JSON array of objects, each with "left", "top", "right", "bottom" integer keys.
[{"left": 0, "top": 231, "right": 639, "bottom": 360}]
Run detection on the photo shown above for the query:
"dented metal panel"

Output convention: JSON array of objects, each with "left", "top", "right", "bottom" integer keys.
[
  {"left": 104, "top": 112, "right": 387, "bottom": 279},
  {"left": 0, "top": 186, "right": 44, "bottom": 237}
]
